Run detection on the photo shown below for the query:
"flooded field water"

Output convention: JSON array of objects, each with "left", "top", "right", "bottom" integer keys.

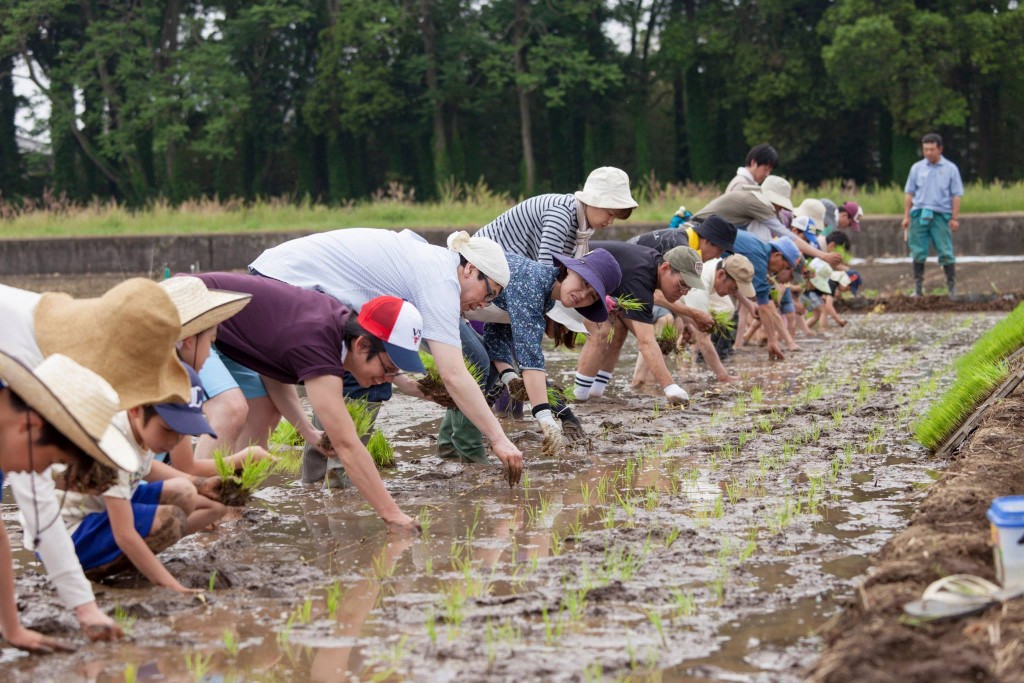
[{"left": 0, "top": 312, "right": 999, "bottom": 682}]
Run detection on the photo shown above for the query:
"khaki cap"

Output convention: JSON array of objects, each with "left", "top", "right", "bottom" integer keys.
[
  {"left": 664, "top": 246, "right": 707, "bottom": 291},
  {"left": 722, "top": 255, "right": 756, "bottom": 298}
]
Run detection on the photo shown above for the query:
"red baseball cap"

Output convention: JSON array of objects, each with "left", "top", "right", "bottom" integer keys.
[{"left": 357, "top": 297, "right": 426, "bottom": 373}]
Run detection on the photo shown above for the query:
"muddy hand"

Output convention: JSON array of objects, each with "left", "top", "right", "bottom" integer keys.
[
  {"left": 536, "top": 410, "right": 564, "bottom": 457},
  {"left": 193, "top": 476, "right": 222, "bottom": 502},
  {"left": 768, "top": 342, "right": 786, "bottom": 361},
  {"left": 76, "top": 602, "right": 124, "bottom": 642},
  {"left": 492, "top": 437, "right": 523, "bottom": 487},
  {"left": 692, "top": 310, "right": 714, "bottom": 333},
  {"left": 385, "top": 512, "right": 422, "bottom": 535},
  {"left": 6, "top": 626, "right": 77, "bottom": 654}
]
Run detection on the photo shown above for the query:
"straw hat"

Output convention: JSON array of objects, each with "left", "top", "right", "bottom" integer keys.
[
  {"left": 159, "top": 276, "right": 252, "bottom": 340},
  {"left": 0, "top": 352, "right": 139, "bottom": 472},
  {"left": 34, "top": 278, "right": 190, "bottom": 410},
  {"left": 574, "top": 167, "right": 639, "bottom": 210}
]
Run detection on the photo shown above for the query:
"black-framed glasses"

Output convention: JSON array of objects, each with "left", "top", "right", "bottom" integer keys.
[{"left": 482, "top": 277, "right": 498, "bottom": 303}]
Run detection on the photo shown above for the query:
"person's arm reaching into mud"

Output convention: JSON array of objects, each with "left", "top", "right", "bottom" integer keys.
[
  {"left": 622, "top": 318, "right": 688, "bottom": 403},
  {"left": 105, "top": 497, "right": 197, "bottom": 594},
  {"left": 304, "top": 374, "right": 419, "bottom": 532},
  {"left": 653, "top": 290, "right": 713, "bottom": 332},
  {"left": 759, "top": 302, "right": 786, "bottom": 360},
  {"left": 260, "top": 376, "right": 323, "bottom": 449},
  {"left": 428, "top": 340, "right": 524, "bottom": 484}
]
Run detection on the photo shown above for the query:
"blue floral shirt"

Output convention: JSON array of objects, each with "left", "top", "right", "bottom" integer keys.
[{"left": 484, "top": 253, "right": 558, "bottom": 371}]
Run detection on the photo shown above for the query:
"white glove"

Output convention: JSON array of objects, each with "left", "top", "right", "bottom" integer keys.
[
  {"left": 663, "top": 383, "right": 689, "bottom": 405},
  {"left": 499, "top": 368, "right": 521, "bottom": 387},
  {"left": 535, "top": 409, "right": 565, "bottom": 457}
]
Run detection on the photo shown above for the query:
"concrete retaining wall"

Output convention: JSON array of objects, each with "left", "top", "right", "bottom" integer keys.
[{"left": 1, "top": 213, "right": 1021, "bottom": 277}]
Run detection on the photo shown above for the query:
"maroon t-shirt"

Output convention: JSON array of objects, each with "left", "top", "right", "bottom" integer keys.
[{"left": 192, "top": 272, "right": 351, "bottom": 384}]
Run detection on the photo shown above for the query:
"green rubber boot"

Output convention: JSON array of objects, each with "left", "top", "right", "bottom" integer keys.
[{"left": 437, "top": 409, "right": 488, "bottom": 463}]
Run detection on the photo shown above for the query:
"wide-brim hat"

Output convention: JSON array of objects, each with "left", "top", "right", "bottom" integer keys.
[
  {"left": 160, "top": 276, "right": 252, "bottom": 340},
  {"left": 574, "top": 167, "right": 639, "bottom": 210},
  {"left": 794, "top": 199, "right": 826, "bottom": 233},
  {"left": 546, "top": 302, "right": 588, "bottom": 334},
  {"left": 34, "top": 278, "right": 191, "bottom": 410},
  {"left": 693, "top": 215, "right": 736, "bottom": 252},
  {"left": 0, "top": 352, "right": 139, "bottom": 473},
  {"left": 770, "top": 237, "right": 803, "bottom": 269},
  {"left": 552, "top": 248, "right": 623, "bottom": 323},
  {"left": 753, "top": 176, "right": 795, "bottom": 212}
]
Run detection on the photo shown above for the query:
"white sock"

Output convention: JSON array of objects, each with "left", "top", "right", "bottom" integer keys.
[
  {"left": 590, "top": 371, "right": 613, "bottom": 397},
  {"left": 574, "top": 373, "right": 595, "bottom": 401}
]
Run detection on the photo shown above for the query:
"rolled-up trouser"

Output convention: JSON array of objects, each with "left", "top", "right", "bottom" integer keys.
[
  {"left": 909, "top": 210, "right": 955, "bottom": 265},
  {"left": 438, "top": 321, "right": 492, "bottom": 462}
]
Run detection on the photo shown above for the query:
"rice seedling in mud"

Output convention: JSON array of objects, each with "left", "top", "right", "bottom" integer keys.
[
  {"left": 184, "top": 651, "right": 213, "bottom": 683},
  {"left": 657, "top": 322, "right": 680, "bottom": 355},
  {"left": 367, "top": 429, "right": 396, "bottom": 468},
  {"left": 113, "top": 603, "right": 136, "bottom": 635},
  {"left": 213, "top": 449, "right": 274, "bottom": 506},
  {"left": 915, "top": 303, "right": 1024, "bottom": 449},
  {"left": 325, "top": 581, "right": 346, "bottom": 619},
  {"left": 123, "top": 663, "right": 139, "bottom": 683},
  {"left": 222, "top": 628, "right": 240, "bottom": 657},
  {"left": 415, "top": 351, "right": 484, "bottom": 408}
]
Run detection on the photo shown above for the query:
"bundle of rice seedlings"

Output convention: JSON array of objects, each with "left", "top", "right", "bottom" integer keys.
[
  {"left": 710, "top": 310, "right": 737, "bottom": 338},
  {"left": 614, "top": 294, "right": 645, "bottom": 313},
  {"left": 507, "top": 377, "right": 570, "bottom": 406},
  {"left": 573, "top": 331, "right": 589, "bottom": 347},
  {"left": 270, "top": 420, "right": 304, "bottom": 447},
  {"left": 367, "top": 430, "right": 396, "bottom": 468},
  {"left": 416, "top": 351, "right": 484, "bottom": 408},
  {"left": 833, "top": 244, "right": 853, "bottom": 264},
  {"left": 657, "top": 323, "right": 679, "bottom": 355},
  {"left": 914, "top": 303, "right": 1024, "bottom": 450},
  {"left": 214, "top": 449, "right": 274, "bottom": 506},
  {"left": 319, "top": 397, "right": 376, "bottom": 452}
]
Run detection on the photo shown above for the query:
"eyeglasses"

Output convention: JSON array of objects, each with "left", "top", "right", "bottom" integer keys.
[
  {"left": 378, "top": 354, "right": 402, "bottom": 379},
  {"left": 482, "top": 277, "right": 499, "bottom": 304}
]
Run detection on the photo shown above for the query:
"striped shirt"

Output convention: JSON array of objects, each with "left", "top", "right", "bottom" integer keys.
[
  {"left": 250, "top": 228, "right": 462, "bottom": 347},
  {"left": 476, "top": 193, "right": 579, "bottom": 265}
]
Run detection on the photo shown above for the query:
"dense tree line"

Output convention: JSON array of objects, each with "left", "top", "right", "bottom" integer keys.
[{"left": 1, "top": 0, "right": 1022, "bottom": 205}]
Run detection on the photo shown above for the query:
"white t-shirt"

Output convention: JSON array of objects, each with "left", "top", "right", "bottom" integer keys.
[
  {"left": 58, "top": 411, "right": 152, "bottom": 535},
  {"left": 0, "top": 284, "right": 96, "bottom": 608},
  {"left": 250, "top": 228, "right": 462, "bottom": 347},
  {"left": 683, "top": 258, "right": 736, "bottom": 314}
]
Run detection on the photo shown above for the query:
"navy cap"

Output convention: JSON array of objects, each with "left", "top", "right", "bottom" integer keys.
[
  {"left": 693, "top": 215, "right": 737, "bottom": 252},
  {"left": 153, "top": 363, "right": 216, "bottom": 437}
]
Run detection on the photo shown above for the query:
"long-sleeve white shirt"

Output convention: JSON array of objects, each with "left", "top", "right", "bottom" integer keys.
[{"left": 1, "top": 283, "right": 96, "bottom": 609}]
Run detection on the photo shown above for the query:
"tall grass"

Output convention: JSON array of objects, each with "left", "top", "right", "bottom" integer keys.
[
  {"left": 3, "top": 178, "right": 1023, "bottom": 238},
  {"left": 914, "top": 303, "right": 1024, "bottom": 450}
]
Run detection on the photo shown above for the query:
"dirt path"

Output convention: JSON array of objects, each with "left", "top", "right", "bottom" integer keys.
[
  {"left": 0, "top": 312, "right": 1002, "bottom": 682},
  {"left": 806, "top": 374, "right": 1024, "bottom": 683}
]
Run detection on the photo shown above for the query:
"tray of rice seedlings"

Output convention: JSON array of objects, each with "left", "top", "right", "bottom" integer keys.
[
  {"left": 416, "top": 351, "right": 484, "bottom": 408},
  {"left": 367, "top": 429, "right": 396, "bottom": 468},
  {"left": 319, "top": 397, "right": 376, "bottom": 452},
  {"left": 657, "top": 323, "right": 680, "bottom": 355},
  {"left": 710, "top": 310, "right": 737, "bottom": 338},
  {"left": 214, "top": 449, "right": 274, "bottom": 506},
  {"left": 915, "top": 303, "right": 1024, "bottom": 450}
]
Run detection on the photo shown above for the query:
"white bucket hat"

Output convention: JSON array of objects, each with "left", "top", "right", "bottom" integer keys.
[
  {"left": 808, "top": 257, "right": 834, "bottom": 292},
  {"left": 447, "top": 231, "right": 510, "bottom": 287},
  {"left": 0, "top": 352, "right": 140, "bottom": 472},
  {"left": 753, "top": 175, "right": 795, "bottom": 212},
  {"left": 574, "top": 167, "right": 639, "bottom": 210},
  {"left": 794, "top": 198, "right": 826, "bottom": 232},
  {"left": 160, "top": 276, "right": 253, "bottom": 340}
]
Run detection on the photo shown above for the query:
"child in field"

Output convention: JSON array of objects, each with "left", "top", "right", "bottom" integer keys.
[
  {"left": 158, "top": 276, "right": 275, "bottom": 476},
  {"left": 59, "top": 364, "right": 225, "bottom": 593},
  {"left": 805, "top": 258, "right": 848, "bottom": 329},
  {"left": 0, "top": 352, "right": 139, "bottom": 652}
]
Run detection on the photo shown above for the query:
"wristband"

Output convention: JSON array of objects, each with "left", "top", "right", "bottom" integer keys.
[{"left": 531, "top": 402, "right": 552, "bottom": 417}]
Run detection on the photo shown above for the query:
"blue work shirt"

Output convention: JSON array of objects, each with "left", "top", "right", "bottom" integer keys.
[
  {"left": 728, "top": 230, "right": 773, "bottom": 305},
  {"left": 904, "top": 155, "right": 964, "bottom": 214}
]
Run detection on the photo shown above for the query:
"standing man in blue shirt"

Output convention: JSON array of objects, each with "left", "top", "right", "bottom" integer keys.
[{"left": 901, "top": 133, "right": 964, "bottom": 297}]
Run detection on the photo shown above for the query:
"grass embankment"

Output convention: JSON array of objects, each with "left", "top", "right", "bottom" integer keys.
[
  {"left": 914, "top": 303, "right": 1024, "bottom": 449},
  {"left": 2, "top": 179, "right": 1023, "bottom": 238}
]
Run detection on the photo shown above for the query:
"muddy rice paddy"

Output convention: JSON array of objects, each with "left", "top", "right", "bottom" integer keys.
[{"left": 0, "top": 312, "right": 1003, "bottom": 682}]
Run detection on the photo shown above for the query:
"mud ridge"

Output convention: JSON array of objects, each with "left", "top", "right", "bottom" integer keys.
[{"left": 805, "top": 383, "right": 1024, "bottom": 683}]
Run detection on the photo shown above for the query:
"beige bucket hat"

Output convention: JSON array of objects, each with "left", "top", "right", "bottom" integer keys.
[
  {"left": 34, "top": 278, "right": 190, "bottom": 410},
  {"left": 0, "top": 352, "right": 139, "bottom": 472},
  {"left": 794, "top": 198, "right": 826, "bottom": 232},
  {"left": 159, "top": 276, "right": 252, "bottom": 340},
  {"left": 574, "top": 167, "right": 639, "bottom": 209},
  {"left": 752, "top": 175, "right": 795, "bottom": 212}
]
